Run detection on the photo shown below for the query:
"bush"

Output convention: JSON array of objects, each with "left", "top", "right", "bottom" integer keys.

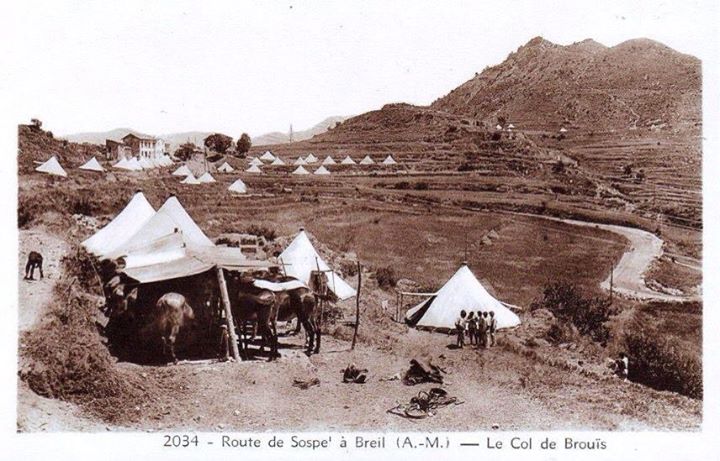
[
  {"left": 458, "top": 162, "right": 476, "bottom": 172},
  {"left": 414, "top": 182, "right": 429, "bottom": 190},
  {"left": 375, "top": 266, "right": 398, "bottom": 289},
  {"left": 531, "top": 282, "right": 615, "bottom": 343},
  {"left": 623, "top": 319, "right": 702, "bottom": 399},
  {"left": 394, "top": 181, "right": 411, "bottom": 190},
  {"left": 70, "top": 196, "right": 95, "bottom": 216},
  {"left": 244, "top": 224, "right": 276, "bottom": 241},
  {"left": 552, "top": 160, "right": 566, "bottom": 174}
]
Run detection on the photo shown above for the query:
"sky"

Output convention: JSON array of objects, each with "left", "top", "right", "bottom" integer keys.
[{"left": 2, "top": 0, "right": 718, "bottom": 138}]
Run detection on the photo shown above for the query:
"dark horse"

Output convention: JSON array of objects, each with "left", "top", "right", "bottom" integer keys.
[
  {"left": 24, "top": 251, "right": 44, "bottom": 280},
  {"left": 141, "top": 293, "right": 195, "bottom": 364},
  {"left": 227, "top": 272, "right": 280, "bottom": 361}
]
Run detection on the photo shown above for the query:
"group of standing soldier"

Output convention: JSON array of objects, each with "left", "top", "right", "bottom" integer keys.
[{"left": 455, "top": 310, "right": 497, "bottom": 349}]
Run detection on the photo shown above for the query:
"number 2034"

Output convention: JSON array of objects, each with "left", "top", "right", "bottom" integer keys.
[{"left": 163, "top": 434, "right": 199, "bottom": 447}]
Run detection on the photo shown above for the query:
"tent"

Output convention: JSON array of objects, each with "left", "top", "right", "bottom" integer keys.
[
  {"left": 181, "top": 174, "right": 201, "bottom": 184},
  {"left": 271, "top": 157, "right": 285, "bottom": 166},
  {"left": 81, "top": 191, "right": 156, "bottom": 257},
  {"left": 359, "top": 155, "right": 375, "bottom": 165},
  {"left": 113, "top": 158, "right": 132, "bottom": 170},
  {"left": 405, "top": 264, "right": 520, "bottom": 330},
  {"left": 249, "top": 157, "right": 263, "bottom": 166},
  {"left": 127, "top": 157, "right": 143, "bottom": 171},
  {"left": 138, "top": 157, "right": 153, "bottom": 169},
  {"left": 105, "top": 195, "right": 214, "bottom": 260},
  {"left": 197, "top": 172, "right": 216, "bottom": 183},
  {"left": 507, "top": 124, "right": 515, "bottom": 130},
  {"left": 79, "top": 157, "right": 105, "bottom": 172},
  {"left": 260, "top": 151, "right": 276, "bottom": 161},
  {"left": 294, "top": 157, "right": 307, "bottom": 165},
  {"left": 228, "top": 178, "right": 247, "bottom": 194},
  {"left": 495, "top": 124, "right": 503, "bottom": 130},
  {"left": 246, "top": 164, "right": 262, "bottom": 174},
  {"left": 560, "top": 127, "right": 568, "bottom": 133},
  {"left": 35, "top": 156, "right": 68, "bottom": 177},
  {"left": 218, "top": 162, "right": 234, "bottom": 173},
  {"left": 172, "top": 165, "right": 192, "bottom": 176},
  {"left": 292, "top": 165, "right": 310, "bottom": 175},
  {"left": 279, "top": 230, "right": 356, "bottom": 300},
  {"left": 340, "top": 155, "right": 356, "bottom": 165},
  {"left": 162, "top": 155, "right": 174, "bottom": 166},
  {"left": 305, "top": 153, "right": 318, "bottom": 163},
  {"left": 322, "top": 156, "right": 336, "bottom": 165},
  {"left": 313, "top": 165, "right": 330, "bottom": 175},
  {"left": 382, "top": 155, "right": 397, "bottom": 165}
]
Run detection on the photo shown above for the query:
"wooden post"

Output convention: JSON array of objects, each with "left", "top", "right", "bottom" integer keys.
[
  {"left": 609, "top": 263, "right": 614, "bottom": 303},
  {"left": 315, "top": 257, "right": 325, "bottom": 326},
  {"left": 351, "top": 261, "right": 361, "bottom": 350},
  {"left": 216, "top": 267, "right": 241, "bottom": 361}
]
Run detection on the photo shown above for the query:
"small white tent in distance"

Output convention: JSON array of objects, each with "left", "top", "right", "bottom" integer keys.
[
  {"left": 172, "top": 165, "right": 192, "bottom": 176},
  {"left": 405, "top": 263, "right": 520, "bottom": 330},
  {"left": 359, "top": 155, "right": 374, "bottom": 165},
  {"left": 197, "top": 172, "right": 216, "bottom": 183},
  {"left": 79, "top": 157, "right": 105, "bottom": 172},
  {"left": 260, "top": 151, "right": 276, "bottom": 161},
  {"left": 217, "top": 162, "right": 234, "bottom": 173},
  {"left": 271, "top": 157, "right": 286, "bottom": 166},
  {"left": 246, "top": 164, "right": 262, "bottom": 174},
  {"left": 292, "top": 165, "right": 310, "bottom": 175},
  {"left": 249, "top": 157, "right": 263, "bottom": 166},
  {"left": 181, "top": 174, "right": 201, "bottom": 184},
  {"left": 305, "top": 153, "right": 318, "bottom": 163},
  {"left": 294, "top": 157, "right": 307, "bottom": 165},
  {"left": 228, "top": 178, "right": 247, "bottom": 194},
  {"left": 35, "top": 156, "right": 68, "bottom": 177},
  {"left": 322, "top": 156, "right": 336, "bottom": 165},
  {"left": 382, "top": 155, "right": 397, "bottom": 165},
  {"left": 340, "top": 155, "right": 356, "bottom": 165},
  {"left": 313, "top": 165, "right": 330, "bottom": 175},
  {"left": 279, "top": 229, "right": 357, "bottom": 300}
]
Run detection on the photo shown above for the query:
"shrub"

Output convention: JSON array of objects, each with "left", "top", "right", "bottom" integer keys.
[
  {"left": 70, "top": 196, "right": 95, "bottom": 216},
  {"left": 244, "top": 224, "right": 276, "bottom": 241},
  {"left": 552, "top": 160, "right": 566, "bottom": 174},
  {"left": 414, "top": 182, "right": 429, "bottom": 191},
  {"left": 375, "top": 266, "right": 398, "bottom": 289},
  {"left": 458, "top": 162, "right": 476, "bottom": 172},
  {"left": 394, "top": 181, "right": 411, "bottom": 190},
  {"left": 531, "top": 282, "right": 615, "bottom": 343},
  {"left": 623, "top": 320, "right": 702, "bottom": 399}
]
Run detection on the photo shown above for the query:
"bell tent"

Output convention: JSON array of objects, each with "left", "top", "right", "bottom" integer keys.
[
  {"left": 271, "top": 157, "right": 286, "bottom": 166},
  {"left": 405, "top": 263, "right": 520, "bottom": 331},
  {"left": 279, "top": 230, "right": 356, "bottom": 300},
  {"left": 172, "top": 165, "right": 192, "bottom": 176},
  {"left": 322, "top": 156, "right": 336, "bottom": 165},
  {"left": 305, "top": 153, "right": 318, "bottom": 163},
  {"left": 249, "top": 157, "right": 263, "bottom": 166},
  {"left": 217, "top": 162, "right": 234, "bottom": 173},
  {"left": 260, "top": 151, "right": 276, "bottom": 162},
  {"left": 382, "top": 155, "right": 397, "bottom": 165},
  {"left": 228, "top": 178, "right": 247, "bottom": 194},
  {"left": 246, "top": 164, "right": 262, "bottom": 174},
  {"left": 81, "top": 191, "right": 156, "bottom": 257},
  {"left": 79, "top": 157, "right": 105, "bottom": 172},
  {"left": 197, "top": 172, "right": 216, "bottom": 183},
  {"left": 292, "top": 165, "right": 310, "bottom": 175},
  {"left": 313, "top": 165, "right": 330, "bottom": 175},
  {"left": 359, "top": 155, "right": 375, "bottom": 165},
  {"left": 35, "top": 156, "right": 68, "bottom": 177},
  {"left": 294, "top": 157, "right": 307, "bottom": 165},
  {"left": 181, "top": 174, "right": 201, "bottom": 184},
  {"left": 340, "top": 156, "right": 356, "bottom": 165}
]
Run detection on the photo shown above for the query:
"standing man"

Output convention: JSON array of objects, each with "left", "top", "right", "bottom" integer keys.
[
  {"left": 455, "top": 310, "right": 467, "bottom": 349},
  {"left": 477, "top": 311, "right": 487, "bottom": 349},
  {"left": 466, "top": 311, "right": 477, "bottom": 346},
  {"left": 218, "top": 324, "right": 230, "bottom": 362},
  {"left": 488, "top": 311, "right": 498, "bottom": 347}
]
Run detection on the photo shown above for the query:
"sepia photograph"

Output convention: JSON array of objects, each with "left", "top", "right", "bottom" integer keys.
[{"left": 2, "top": 0, "right": 718, "bottom": 459}]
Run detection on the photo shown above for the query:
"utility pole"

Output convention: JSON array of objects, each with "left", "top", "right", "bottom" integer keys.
[{"left": 289, "top": 124, "right": 294, "bottom": 143}]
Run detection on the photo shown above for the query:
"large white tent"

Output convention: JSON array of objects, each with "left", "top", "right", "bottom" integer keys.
[
  {"left": 405, "top": 264, "right": 520, "bottom": 330},
  {"left": 246, "top": 164, "right": 262, "bottom": 174},
  {"left": 81, "top": 191, "right": 156, "bottom": 257},
  {"left": 294, "top": 157, "right": 307, "bottom": 165},
  {"left": 172, "top": 165, "right": 192, "bottom": 176},
  {"left": 35, "top": 156, "right": 68, "bottom": 177},
  {"left": 382, "top": 155, "right": 397, "bottom": 165},
  {"left": 181, "top": 174, "right": 201, "bottom": 184},
  {"left": 322, "top": 156, "right": 336, "bottom": 165},
  {"left": 260, "top": 151, "right": 276, "bottom": 161},
  {"left": 228, "top": 178, "right": 247, "bottom": 194},
  {"left": 305, "top": 153, "right": 318, "bottom": 163},
  {"left": 217, "top": 162, "right": 234, "bottom": 173},
  {"left": 359, "top": 155, "right": 375, "bottom": 165},
  {"left": 292, "top": 165, "right": 310, "bottom": 175},
  {"left": 340, "top": 155, "right": 356, "bottom": 165},
  {"left": 313, "top": 165, "right": 330, "bottom": 175},
  {"left": 271, "top": 157, "right": 286, "bottom": 166},
  {"left": 279, "top": 230, "right": 356, "bottom": 300},
  {"left": 105, "top": 195, "right": 214, "bottom": 260},
  {"left": 197, "top": 172, "right": 216, "bottom": 183},
  {"left": 79, "top": 157, "right": 105, "bottom": 172}
]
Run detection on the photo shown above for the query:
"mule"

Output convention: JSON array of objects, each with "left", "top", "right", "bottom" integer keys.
[
  {"left": 24, "top": 251, "right": 43, "bottom": 280},
  {"left": 141, "top": 293, "right": 195, "bottom": 364},
  {"left": 228, "top": 273, "right": 280, "bottom": 361}
]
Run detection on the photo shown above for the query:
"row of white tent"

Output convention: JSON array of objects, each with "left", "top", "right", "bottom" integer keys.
[
  {"left": 250, "top": 154, "right": 397, "bottom": 167},
  {"left": 80, "top": 192, "right": 355, "bottom": 299},
  {"left": 34, "top": 154, "right": 175, "bottom": 178},
  {"left": 171, "top": 164, "right": 247, "bottom": 193}
]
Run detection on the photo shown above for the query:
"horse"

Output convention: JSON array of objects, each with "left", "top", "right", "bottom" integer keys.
[
  {"left": 141, "top": 293, "right": 195, "bottom": 364},
  {"left": 24, "top": 251, "right": 44, "bottom": 280},
  {"left": 227, "top": 272, "right": 280, "bottom": 361}
]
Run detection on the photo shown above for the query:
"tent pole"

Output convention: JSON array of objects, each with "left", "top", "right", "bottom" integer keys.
[
  {"left": 216, "top": 267, "right": 241, "bottom": 361},
  {"left": 351, "top": 261, "right": 361, "bottom": 350},
  {"left": 315, "top": 256, "right": 325, "bottom": 326}
]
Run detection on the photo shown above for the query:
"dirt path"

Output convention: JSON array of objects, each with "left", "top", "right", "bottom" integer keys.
[
  {"left": 17, "top": 229, "right": 107, "bottom": 432},
  {"left": 18, "top": 229, "right": 70, "bottom": 332}
]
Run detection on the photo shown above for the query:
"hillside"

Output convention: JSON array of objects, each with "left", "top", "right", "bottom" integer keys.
[
  {"left": 431, "top": 37, "right": 701, "bottom": 132},
  {"left": 17, "top": 124, "right": 104, "bottom": 174},
  {"left": 63, "top": 128, "right": 151, "bottom": 144}
]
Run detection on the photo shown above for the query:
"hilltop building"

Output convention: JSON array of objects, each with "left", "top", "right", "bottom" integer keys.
[{"left": 105, "top": 133, "right": 168, "bottom": 161}]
